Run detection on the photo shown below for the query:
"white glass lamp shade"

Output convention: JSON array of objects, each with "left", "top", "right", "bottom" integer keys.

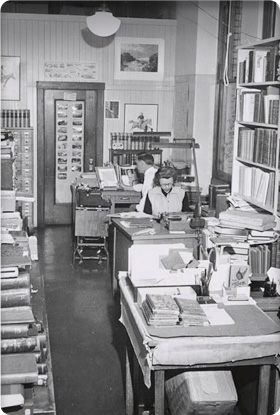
[{"left": 86, "top": 11, "right": 121, "bottom": 37}]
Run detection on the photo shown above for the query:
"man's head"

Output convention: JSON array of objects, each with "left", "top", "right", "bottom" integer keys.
[{"left": 136, "top": 153, "right": 154, "bottom": 174}]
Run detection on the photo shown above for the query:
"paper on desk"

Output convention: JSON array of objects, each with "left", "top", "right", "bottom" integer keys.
[
  {"left": 106, "top": 211, "right": 153, "bottom": 219},
  {"left": 267, "top": 267, "right": 280, "bottom": 295},
  {"left": 129, "top": 244, "right": 205, "bottom": 286},
  {"left": 129, "top": 243, "right": 185, "bottom": 279},
  {"left": 201, "top": 305, "right": 235, "bottom": 325}
]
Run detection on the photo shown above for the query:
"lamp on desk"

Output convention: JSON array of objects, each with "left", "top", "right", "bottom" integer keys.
[{"left": 86, "top": 2, "right": 121, "bottom": 37}]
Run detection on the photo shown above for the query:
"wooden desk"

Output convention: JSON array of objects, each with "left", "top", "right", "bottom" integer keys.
[
  {"left": 119, "top": 277, "right": 280, "bottom": 415},
  {"left": 110, "top": 218, "right": 197, "bottom": 296},
  {"left": 102, "top": 189, "right": 141, "bottom": 213}
]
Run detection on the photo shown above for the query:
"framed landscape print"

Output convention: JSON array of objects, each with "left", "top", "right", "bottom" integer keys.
[
  {"left": 124, "top": 103, "right": 158, "bottom": 133},
  {"left": 114, "top": 37, "right": 164, "bottom": 81},
  {"left": 1, "top": 56, "right": 20, "bottom": 100}
]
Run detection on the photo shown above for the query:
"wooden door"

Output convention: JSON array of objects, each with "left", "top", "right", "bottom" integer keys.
[{"left": 37, "top": 82, "right": 104, "bottom": 226}]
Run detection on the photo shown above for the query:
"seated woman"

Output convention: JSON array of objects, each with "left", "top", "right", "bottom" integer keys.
[{"left": 143, "top": 165, "right": 191, "bottom": 216}]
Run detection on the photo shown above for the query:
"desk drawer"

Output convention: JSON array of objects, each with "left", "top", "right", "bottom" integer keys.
[{"left": 113, "top": 195, "right": 140, "bottom": 204}]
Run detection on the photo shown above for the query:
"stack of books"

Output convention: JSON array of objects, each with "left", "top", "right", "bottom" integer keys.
[
  {"left": 1, "top": 130, "right": 15, "bottom": 160},
  {"left": 1, "top": 230, "right": 48, "bottom": 414},
  {"left": 122, "top": 218, "right": 153, "bottom": 228},
  {"left": 141, "top": 294, "right": 180, "bottom": 326},
  {"left": 174, "top": 297, "right": 209, "bottom": 326},
  {"left": 219, "top": 210, "right": 276, "bottom": 232}
]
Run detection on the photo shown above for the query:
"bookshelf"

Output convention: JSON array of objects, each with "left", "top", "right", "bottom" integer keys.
[
  {"left": 232, "top": 36, "right": 280, "bottom": 226},
  {"left": 109, "top": 132, "right": 163, "bottom": 166},
  {"left": 109, "top": 133, "right": 200, "bottom": 202}
]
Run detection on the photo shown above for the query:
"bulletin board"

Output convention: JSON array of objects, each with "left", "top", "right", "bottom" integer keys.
[{"left": 55, "top": 100, "right": 85, "bottom": 203}]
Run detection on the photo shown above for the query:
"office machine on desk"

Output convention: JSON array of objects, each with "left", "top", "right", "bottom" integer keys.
[
  {"left": 72, "top": 184, "right": 111, "bottom": 266},
  {"left": 161, "top": 212, "right": 193, "bottom": 232}
]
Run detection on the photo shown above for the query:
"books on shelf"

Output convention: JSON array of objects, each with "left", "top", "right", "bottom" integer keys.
[
  {"left": 237, "top": 87, "right": 279, "bottom": 125},
  {"left": 110, "top": 132, "right": 160, "bottom": 151},
  {"left": 1, "top": 109, "right": 31, "bottom": 128},
  {"left": 238, "top": 165, "right": 275, "bottom": 209},
  {"left": 237, "top": 127, "right": 278, "bottom": 168},
  {"left": 110, "top": 131, "right": 162, "bottom": 166},
  {"left": 1, "top": 288, "right": 31, "bottom": 308},
  {"left": 238, "top": 43, "right": 280, "bottom": 84},
  {"left": 1, "top": 353, "right": 38, "bottom": 385},
  {"left": 1, "top": 272, "right": 30, "bottom": 290},
  {"left": 1, "top": 336, "right": 41, "bottom": 354}
]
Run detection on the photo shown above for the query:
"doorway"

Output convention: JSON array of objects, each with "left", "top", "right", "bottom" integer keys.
[{"left": 37, "top": 82, "right": 104, "bottom": 226}]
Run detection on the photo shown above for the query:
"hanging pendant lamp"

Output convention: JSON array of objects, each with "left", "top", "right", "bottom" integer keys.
[{"left": 86, "top": 2, "right": 121, "bottom": 37}]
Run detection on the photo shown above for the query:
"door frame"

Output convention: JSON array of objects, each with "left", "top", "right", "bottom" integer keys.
[{"left": 37, "top": 81, "right": 105, "bottom": 227}]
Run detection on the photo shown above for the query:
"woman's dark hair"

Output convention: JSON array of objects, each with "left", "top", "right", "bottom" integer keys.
[{"left": 154, "top": 165, "right": 177, "bottom": 187}]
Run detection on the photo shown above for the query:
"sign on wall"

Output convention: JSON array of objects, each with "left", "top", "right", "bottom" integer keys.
[{"left": 45, "top": 61, "right": 97, "bottom": 81}]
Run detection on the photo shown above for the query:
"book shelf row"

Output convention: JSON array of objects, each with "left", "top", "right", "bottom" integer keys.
[
  {"left": 236, "top": 87, "right": 279, "bottom": 124},
  {"left": 238, "top": 41, "right": 280, "bottom": 84},
  {"left": 237, "top": 127, "right": 279, "bottom": 169},
  {"left": 110, "top": 150, "right": 162, "bottom": 167},
  {"left": 249, "top": 237, "right": 280, "bottom": 276},
  {"left": 1, "top": 110, "right": 31, "bottom": 129},
  {"left": 238, "top": 165, "right": 275, "bottom": 208},
  {"left": 110, "top": 132, "right": 160, "bottom": 150}
]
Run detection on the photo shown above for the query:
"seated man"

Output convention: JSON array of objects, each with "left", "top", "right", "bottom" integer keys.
[
  {"left": 143, "top": 165, "right": 191, "bottom": 215},
  {"left": 134, "top": 152, "right": 158, "bottom": 212}
]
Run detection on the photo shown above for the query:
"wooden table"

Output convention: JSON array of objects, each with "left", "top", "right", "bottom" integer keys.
[
  {"left": 110, "top": 218, "right": 197, "bottom": 296},
  {"left": 119, "top": 276, "right": 280, "bottom": 415}
]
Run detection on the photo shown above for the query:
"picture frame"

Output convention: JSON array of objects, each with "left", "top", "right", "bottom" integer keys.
[
  {"left": 105, "top": 101, "right": 120, "bottom": 119},
  {"left": 114, "top": 37, "right": 164, "bottom": 81},
  {"left": 124, "top": 103, "right": 158, "bottom": 133},
  {"left": 1, "top": 56, "right": 20, "bottom": 100}
]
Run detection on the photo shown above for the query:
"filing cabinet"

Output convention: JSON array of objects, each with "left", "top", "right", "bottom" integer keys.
[
  {"left": 11, "top": 128, "right": 34, "bottom": 197},
  {"left": 10, "top": 128, "right": 34, "bottom": 226}
]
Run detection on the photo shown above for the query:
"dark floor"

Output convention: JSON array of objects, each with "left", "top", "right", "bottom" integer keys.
[
  {"left": 37, "top": 225, "right": 127, "bottom": 415},
  {"left": 36, "top": 226, "right": 262, "bottom": 415}
]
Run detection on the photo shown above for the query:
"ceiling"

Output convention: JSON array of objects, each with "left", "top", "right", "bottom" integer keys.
[{"left": 1, "top": 1, "right": 177, "bottom": 19}]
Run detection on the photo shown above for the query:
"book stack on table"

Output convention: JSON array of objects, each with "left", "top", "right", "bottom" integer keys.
[
  {"left": 141, "top": 294, "right": 180, "bottom": 326},
  {"left": 1, "top": 231, "right": 48, "bottom": 414},
  {"left": 174, "top": 297, "right": 209, "bottom": 326}
]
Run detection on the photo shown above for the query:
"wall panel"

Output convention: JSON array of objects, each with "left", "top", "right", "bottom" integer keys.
[{"left": 1, "top": 13, "right": 176, "bottom": 225}]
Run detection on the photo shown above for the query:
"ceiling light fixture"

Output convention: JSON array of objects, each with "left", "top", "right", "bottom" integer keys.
[{"left": 86, "top": 2, "right": 121, "bottom": 37}]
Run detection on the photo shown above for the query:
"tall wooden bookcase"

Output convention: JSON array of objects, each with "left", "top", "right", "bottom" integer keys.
[{"left": 232, "top": 37, "right": 280, "bottom": 228}]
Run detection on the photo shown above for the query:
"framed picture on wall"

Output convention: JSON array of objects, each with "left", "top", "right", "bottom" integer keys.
[
  {"left": 114, "top": 37, "right": 164, "bottom": 81},
  {"left": 105, "top": 101, "right": 120, "bottom": 119},
  {"left": 1, "top": 56, "right": 20, "bottom": 100},
  {"left": 124, "top": 103, "right": 158, "bottom": 133}
]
